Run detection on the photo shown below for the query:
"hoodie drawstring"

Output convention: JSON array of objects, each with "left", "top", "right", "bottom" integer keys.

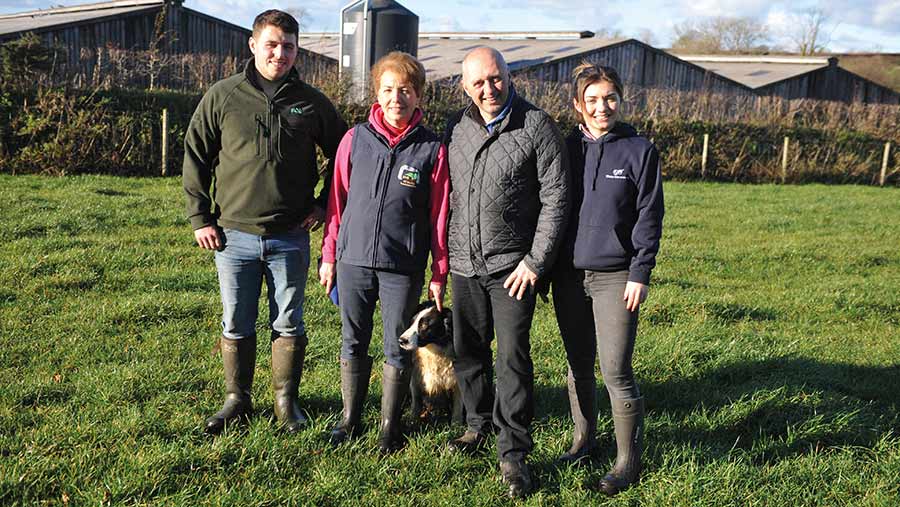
[{"left": 591, "top": 142, "right": 605, "bottom": 191}]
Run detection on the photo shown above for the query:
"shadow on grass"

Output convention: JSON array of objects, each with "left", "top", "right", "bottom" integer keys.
[
  {"left": 522, "top": 356, "right": 900, "bottom": 492},
  {"left": 626, "top": 358, "right": 895, "bottom": 464}
]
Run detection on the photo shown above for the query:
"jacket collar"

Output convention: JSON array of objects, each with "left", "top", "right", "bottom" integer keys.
[
  {"left": 367, "top": 103, "right": 423, "bottom": 147},
  {"left": 463, "top": 86, "right": 521, "bottom": 135}
]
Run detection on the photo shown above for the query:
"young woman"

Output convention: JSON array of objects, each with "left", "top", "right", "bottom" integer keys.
[
  {"left": 319, "top": 51, "right": 449, "bottom": 452},
  {"left": 552, "top": 63, "right": 664, "bottom": 495}
]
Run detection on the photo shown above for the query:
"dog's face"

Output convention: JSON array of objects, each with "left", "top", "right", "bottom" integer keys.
[{"left": 399, "top": 302, "right": 452, "bottom": 351}]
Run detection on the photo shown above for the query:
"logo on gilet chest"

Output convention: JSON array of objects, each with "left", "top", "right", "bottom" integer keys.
[{"left": 397, "top": 165, "right": 420, "bottom": 188}]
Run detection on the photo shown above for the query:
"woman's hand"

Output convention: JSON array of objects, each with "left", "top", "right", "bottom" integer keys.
[
  {"left": 319, "top": 261, "right": 336, "bottom": 295},
  {"left": 428, "top": 281, "right": 445, "bottom": 311},
  {"left": 623, "top": 281, "right": 648, "bottom": 312}
]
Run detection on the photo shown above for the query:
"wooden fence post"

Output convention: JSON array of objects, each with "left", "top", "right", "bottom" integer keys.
[
  {"left": 701, "top": 133, "right": 709, "bottom": 179},
  {"left": 881, "top": 142, "right": 891, "bottom": 187},
  {"left": 161, "top": 108, "right": 168, "bottom": 176},
  {"left": 781, "top": 136, "right": 790, "bottom": 183}
]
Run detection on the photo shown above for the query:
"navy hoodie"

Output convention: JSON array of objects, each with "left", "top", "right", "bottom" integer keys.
[{"left": 562, "top": 122, "right": 664, "bottom": 284}]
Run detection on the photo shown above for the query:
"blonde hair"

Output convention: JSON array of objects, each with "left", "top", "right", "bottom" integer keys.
[
  {"left": 571, "top": 62, "right": 624, "bottom": 106},
  {"left": 371, "top": 51, "right": 426, "bottom": 96}
]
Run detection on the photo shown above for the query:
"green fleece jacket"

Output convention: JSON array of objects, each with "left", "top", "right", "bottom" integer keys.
[{"left": 183, "top": 60, "right": 347, "bottom": 235}]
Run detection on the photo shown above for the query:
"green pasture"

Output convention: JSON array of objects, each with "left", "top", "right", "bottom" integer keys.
[{"left": 0, "top": 175, "right": 898, "bottom": 506}]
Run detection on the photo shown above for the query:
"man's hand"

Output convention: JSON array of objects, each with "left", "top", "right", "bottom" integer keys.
[
  {"left": 194, "top": 225, "right": 221, "bottom": 250},
  {"left": 301, "top": 205, "right": 326, "bottom": 231},
  {"left": 427, "top": 281, "right": 445, "bottom": 311},
  {"left": 319, "top": 261, "right": 336, "bottom": 295},
  {"left": 623, "top": 281, "right": 648, "bottom": 312},
  {"left": 503, "top": 261, "right": 538, "bottom": 300}
]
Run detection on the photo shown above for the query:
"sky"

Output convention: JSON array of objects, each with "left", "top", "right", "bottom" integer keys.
[{"left": 2, "top": 0, "right": 900, "bottom": 52}]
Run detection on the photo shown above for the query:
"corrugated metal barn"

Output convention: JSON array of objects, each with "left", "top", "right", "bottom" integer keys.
[
  {"left": 0, "top": 0, "right": 334, "bottom": 88},
  {"left": 676, "top": 55, "right": 900, "bottom": 104},
  {"left": 298, "top": 31, "right": 751, "bottom": 95},
  {"left": 299, "top": 31, "right": 899, "bottom": 104}
]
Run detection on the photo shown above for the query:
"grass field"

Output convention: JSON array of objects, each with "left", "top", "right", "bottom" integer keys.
[{"left": 0, "top": 175, "right": 898, "bottom": 506}]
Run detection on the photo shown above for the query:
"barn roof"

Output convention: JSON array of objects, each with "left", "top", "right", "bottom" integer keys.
[
  {"left": 673, "top": 55, "right": 834, "bottom": 89},
  {"left": 0, "top": 0, "right": 164, "bottom": 37},
  {"left": 297, "top": 31, "right": 628, "bottom": 81}
]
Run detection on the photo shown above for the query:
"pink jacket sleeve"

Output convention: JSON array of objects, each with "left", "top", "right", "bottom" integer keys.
[
  {"left": 429, "top": 144, "right": 450, "bottom": 285},
  {"left": 321, "top": 129, "right": 355, "bottom": 263}
]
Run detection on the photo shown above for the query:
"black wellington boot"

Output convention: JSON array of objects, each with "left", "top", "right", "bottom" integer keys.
[
  {"left": 377, "top": 363, "right": 410, "bottom": 453},
  {"left": 329, "top": 356, "right": 373, "bottom": 445},
  {"left": 271, "top": 334, "right": 308, "bottom": 433},
  {"left": 204, "top": 336, "right": 256, "bottom": 435},
  {"left": 598, "top": 397, "right": 644, "bottom": 496},
  {"left": 558, "top": 369, "right": 598, "bottom": 464}
]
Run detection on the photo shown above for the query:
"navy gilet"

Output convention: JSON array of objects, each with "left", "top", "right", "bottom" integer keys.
[{"left": 337, "top": 122, "right": 441, "bottom": 273}]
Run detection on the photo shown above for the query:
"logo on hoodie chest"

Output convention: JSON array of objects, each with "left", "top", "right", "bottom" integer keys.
[
  {"left": 397, "top": 165, "right": 421, "bottom": 188},
  {"left": 605, "top": 168, "right": 627, "bottom": 180}
]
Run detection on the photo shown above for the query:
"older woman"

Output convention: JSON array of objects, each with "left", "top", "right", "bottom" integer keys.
[
  {"left": 319, "top": 51, "right": 449, "bottom": 452},
  {"left": 552, "top": 63, "right": 664, "bottom": 495}
]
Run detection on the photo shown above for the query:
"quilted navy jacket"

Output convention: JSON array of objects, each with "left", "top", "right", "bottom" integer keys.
[{"left": 443, "top": 95, "right": 570, "bottom": 279}]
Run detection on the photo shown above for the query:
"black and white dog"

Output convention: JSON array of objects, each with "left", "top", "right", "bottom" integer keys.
[{"left": 399, "top": 302, "right": 464, "bottom": 425}]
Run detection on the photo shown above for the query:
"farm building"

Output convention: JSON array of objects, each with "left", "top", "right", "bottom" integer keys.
[
  {"left": 675, "top": 55, "right": 900, "bottom": 105},
  {"left": 299, "top": 31, "right": 900, "bottom": 104},
  {"left": 0, "top": 0, "right": 334, "bottom": 88},
  {"left": 298, "top": 31, "right": 751, "bottom": 95}
]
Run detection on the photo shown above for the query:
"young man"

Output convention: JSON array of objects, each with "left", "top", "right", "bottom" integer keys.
[
  {"left": 443, "top": 47, "right": 569, "bottom": 498},
  {"left": 182, "top": 9, "right": 347, "bottom": 435}
]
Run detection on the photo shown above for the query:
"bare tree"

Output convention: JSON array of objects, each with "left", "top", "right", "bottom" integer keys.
[
  {"left": 787, "top": 7, "right": 833, "bottom": 55},
  {"left": 671, "top": 16, "right": 770, "bottom": 53},
  {"left": 635, "top": 28, "right": 657, "bottom": 46},
  {"left": 594, "top": 27, "right": 626, "bottom": 40}
]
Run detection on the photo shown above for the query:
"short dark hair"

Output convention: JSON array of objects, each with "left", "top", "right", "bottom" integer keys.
[
  {"left": 252, "top": 10, "right": 299, "bottom": 38},
  {"left": 571, "top": 62, "right": 624, "bottom": 106}
]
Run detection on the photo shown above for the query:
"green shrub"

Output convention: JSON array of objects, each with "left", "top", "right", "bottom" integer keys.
[{"left": 0, "top": 80, "right": 897, "bottom": 185}]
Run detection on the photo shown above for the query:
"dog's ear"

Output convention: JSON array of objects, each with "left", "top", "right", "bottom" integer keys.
[{"left": 415, "top": 300, "right": 435, "bottom": 313}]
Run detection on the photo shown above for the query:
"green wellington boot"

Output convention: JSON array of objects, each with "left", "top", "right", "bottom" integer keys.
[
  {"left": 377, "top": 363, "right": 410, "bottom": 453},
  {"left": 558, "top": 369, "right": 598, "bottom": 464},
  {"left": 598, "top": 397, "right": 644, "bottom": 496},
  {"left": 329, "top": 356, "right": 373, "bottom": 445},
  {"left": 204, "top": 336, "right": 256, "bottom": 435},
  {"left": 271, "top": 334, "right": 308, "bottom": 433}
]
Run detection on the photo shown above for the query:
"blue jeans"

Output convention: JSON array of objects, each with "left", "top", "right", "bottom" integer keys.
[{"left": 214, "top": 227, "right": 310, "bottom": 340}]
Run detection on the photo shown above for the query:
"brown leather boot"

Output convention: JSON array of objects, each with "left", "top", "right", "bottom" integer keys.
[
  {"left": 204, "top": 336, "right": 256, "bottom": 435},
  {"left": 271, "top": 334, "right": 308, "bottom": 433}
]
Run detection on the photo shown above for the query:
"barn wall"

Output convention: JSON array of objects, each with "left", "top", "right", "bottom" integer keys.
[{"left": 515, "top": 41, "right": 751, "bottom": 96}]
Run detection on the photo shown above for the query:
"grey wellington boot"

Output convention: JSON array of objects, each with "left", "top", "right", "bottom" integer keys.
[
  {"left": 378, "top": 363, "right": 410, "bottom": 453},
  {"left": 558, "top": 369, "right": 598, "bottom": 464},
  {"left": 329, "top": 356, "right": 373, "bottom": 445},
  {"left": 271, "top": 334, "right": 309, "bottom": 433},
  {"left": 204, "top": 336, "right": 256, "bottom": 435},
  {"left": 598, "top": 397, "right": 644, "bottom": 496}
]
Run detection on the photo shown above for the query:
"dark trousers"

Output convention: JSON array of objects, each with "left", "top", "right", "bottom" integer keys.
[
  {"left": 337, "top": 262, "right": 423, "bottom": 370},
  {"left": 451, "top": 269, "right": 537, "bottom": 462},
  {"left": 552, "top": 267, "right": 640, "bottom": 400}
]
